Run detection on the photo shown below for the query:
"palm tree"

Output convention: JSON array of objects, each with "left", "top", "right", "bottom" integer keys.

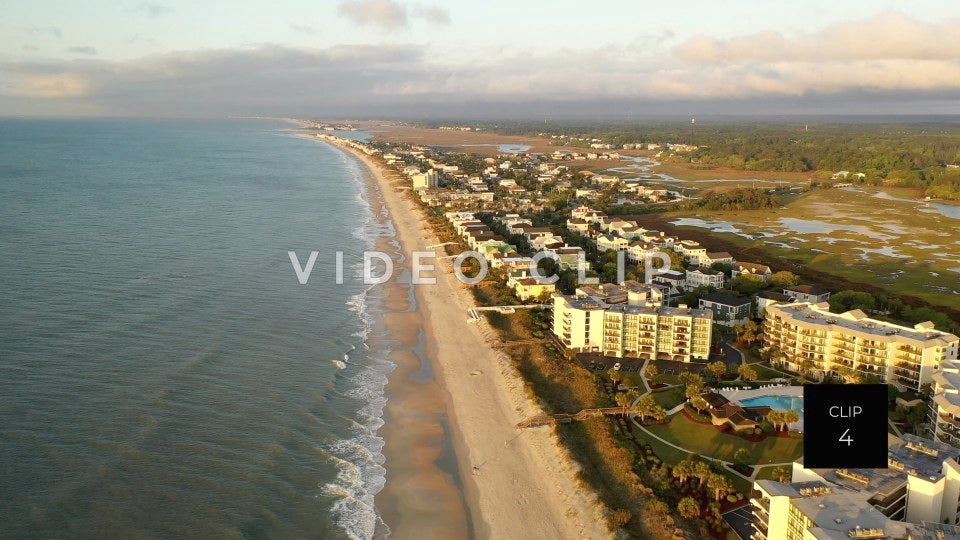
[
  {"left": 767, "top": 410, "right": 784, "bottom": 432},
  {"left": 650, "top": 404, "right": 667, "bottom": 423},
  {"left": 615, "top": 391, "right": 633, "bottom": 410},
  {"left": 635, "top": 394, "right": 658, "bottom": 422},
  {"left": 607, "top": 367, "right": 622, "bottom": 391},
  {"left": 708, "top": 361, "right": 727, "bottom": 381},
  {"left": 738, "top": 363, "right": 758, "bottom": 382},
  {"left": 707, "top": 473, "right": 733, "bottom": 502},
  {"left": 678, "top": 371, "right": 704, "bottom": 389},
  {"left": 678, "top": 497, "right": 700, "bottom": 519},
  {"left": 672, "top": 459, "right": 693, "bottom": 485},
  {"left": 644, "top": 363, "right": 659, "bottom": 381},
  {"left": 799, "top": 358, "right": 815, "bottom": 379},
  {"left": 772, "top": 466, "right": 790, "bottom": 483},
  {"left": 692, "top": 460, "right": 711, "bottom": 487},
  {"left": 783, "top": 409, "right": 800, "bottom": 428},
  {"left": 690, "top": 395, "right": 709, "bottom": 412}
]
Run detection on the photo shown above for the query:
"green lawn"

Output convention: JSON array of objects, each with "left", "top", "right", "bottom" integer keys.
[
  {"left": 631, "top": 426, "right": 692, "bottom": 465},
  {"left": 754, "top": 465, "right": 790, "bottom": 482},
  {"left": 619, "top": 372, "right": 647, "bottom": 390},
  {"left": 652, "top": 387, "right": 685, "bottom": 409},
  {"left": 749, "top": 363, "right": 786, "bottom": 380},
  {"left": 646, "top": 412, "right": 803, "bottom": 465},
  {"left": 655, "top": 374, "right": 680, "bottom": 386}
]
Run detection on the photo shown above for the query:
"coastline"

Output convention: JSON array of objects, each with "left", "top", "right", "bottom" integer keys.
[{"left": 319, "top": 135, "right": 612, "bottom": 539}]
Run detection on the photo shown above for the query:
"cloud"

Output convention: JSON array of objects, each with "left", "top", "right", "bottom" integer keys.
[
  {"left": 27, "top": 26, "right": 62, "bottom": 39},
  {"left": 66, "top": 46, "right": 98, "bottom": 56},
  {"left": 338, "top": 0, "right": 408, "bottom": 29},
  {"left": 136, "top": 2, "right": 174, "bottom": 17},
  {"left": 673, "top": 12, "right": 960, "bottom": 63},
  {"left": 411, "top": 3, "right": 450, "bottom": 25},
  {"left": 22, "top": 44, "right": 39, "bottom": 51},
  {"left": 291, "top": 24, "right": 316, "bottom": 35},
  {"left": 337, "top": 0, "right": 450, "bottom": 29},
  {"left": 0, "top": 44, "right": 428, "bottom": 114},
  {"left": 3, "top": 13, "right": 960, "bottom": 116}
]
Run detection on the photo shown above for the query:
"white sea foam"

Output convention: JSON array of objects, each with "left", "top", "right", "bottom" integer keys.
[{"left": 318, "top": 142, "right": 393, "bottom": 540}]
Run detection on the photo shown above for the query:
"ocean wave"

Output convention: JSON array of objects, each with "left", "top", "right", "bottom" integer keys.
[{"left": 320, "top": 144, "right": 393, "bottom": 540}]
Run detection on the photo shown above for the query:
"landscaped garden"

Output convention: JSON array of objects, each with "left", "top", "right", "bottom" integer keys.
[
  {"left": 645, "top": 411, "right": 803, "bottom": 465},
  {"left": 651, "top": 386, "right": 685, "bottom": 409}
]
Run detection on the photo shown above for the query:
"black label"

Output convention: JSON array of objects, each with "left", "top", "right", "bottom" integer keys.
[{"left": 803, "top": 384, "right": 888, "bottom": 468}]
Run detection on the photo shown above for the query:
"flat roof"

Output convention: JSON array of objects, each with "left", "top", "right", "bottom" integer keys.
[
  {"left": 768, "top": 302, "right": 958, "bottom": 346},
  {"left": 558, "top": 294, "right": 711, "bottom": 318}
]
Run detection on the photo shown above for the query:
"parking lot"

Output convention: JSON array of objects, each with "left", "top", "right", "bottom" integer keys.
[{"left": 723, "top": 506, "right": 755, "bottom": 540}]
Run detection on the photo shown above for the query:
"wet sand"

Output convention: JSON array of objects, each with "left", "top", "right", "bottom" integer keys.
[{"left": 324, "top": 139, "right": 613, "bottom": 540}]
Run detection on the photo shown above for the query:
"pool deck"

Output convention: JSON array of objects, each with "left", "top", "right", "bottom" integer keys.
[{"left": 719, "top": 385, "right": 804, "bottom": 432}]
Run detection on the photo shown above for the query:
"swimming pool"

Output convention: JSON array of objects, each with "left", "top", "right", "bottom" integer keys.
[{"left": 740, "top": 395, "right": 804, "bottom": 414}]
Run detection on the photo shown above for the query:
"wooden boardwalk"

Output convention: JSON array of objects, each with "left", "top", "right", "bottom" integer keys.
[
  {"left": 490, "top": 338, "right": 552, "bottom": 349},
  {"left": 516, "top": 406, "right": 632, "bottom": 428}
]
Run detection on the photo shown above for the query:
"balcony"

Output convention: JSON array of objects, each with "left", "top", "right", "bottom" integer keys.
[
  {"left": 833, "top": 343, "right": 856, "bottom": 353},
  {"left": 937, "top": 431, "right": 958, "bottom": 445},
  {"left": 940, "top": 413, "right": 960, "bottom": 430},
  {"left": 894, "top": 361, "right": 920, "bottom": 373}
]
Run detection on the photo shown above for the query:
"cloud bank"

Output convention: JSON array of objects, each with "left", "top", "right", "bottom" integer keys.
[
  {"left": 3, "top": 12, "right": 959, "bottom": 116},
  {"left": 337, "top": 0, "right": 451, "bottom": 29}
]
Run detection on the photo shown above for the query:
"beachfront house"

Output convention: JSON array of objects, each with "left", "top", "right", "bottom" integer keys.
[
  {"left": 701, "top": 251, "right": 734, "bottom": 268},
  {"left": 674, "top": 240, "right": 708, "bottom": 266},
  {"left": 596, "top": 234, "right": 629, "bottom": 253},
  {"left": 699, "top": 293, "right": 752, "bottom": 326},
  {"left": 685, "top": 268, "right": 726, "bottom": 290},
  {"left": 784, "top": 284, "right": 831, "bottom": 303},
  {"left": 512, "top": 278, "right": 556, "bottom": 301},
  {"left": 732, "top": 261, "right": 773, "bottom": 281},
  {"left": 566, "top": 218, "right": 591, "bottom": 234}
]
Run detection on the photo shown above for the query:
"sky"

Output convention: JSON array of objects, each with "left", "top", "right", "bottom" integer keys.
[{"left": 3, "top": 0, "right": 960, "bottom": 117}]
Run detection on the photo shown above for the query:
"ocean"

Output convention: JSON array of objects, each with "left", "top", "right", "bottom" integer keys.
[{"left": 0, "top": 118, "right": 390, "bottom": 538}]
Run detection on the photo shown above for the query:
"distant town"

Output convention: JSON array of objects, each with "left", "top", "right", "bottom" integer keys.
[{"left": 310, "top": 119, "right": 960, "bottom": 540}]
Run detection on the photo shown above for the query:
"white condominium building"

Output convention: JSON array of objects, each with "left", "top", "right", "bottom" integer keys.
[
  {"left": 762, "top": 302, "right": 959, "bottom": 391},
  {"left": 931, "top": 360, "right": 960, "bottom": 449},
  {"left": 411, "top": 169, "right": 439, "bottom": 189},
  {"left": 750, "top": 479, "right": 959, "bottom": 540},
  {"left": 552, "top": 286, "right": 712, "bottom": 361},
  {"left": 791, "top": 434, "right": 960, "bottom": 526}
]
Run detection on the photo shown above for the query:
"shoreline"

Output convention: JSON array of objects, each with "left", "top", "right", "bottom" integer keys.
[{"left": 317, "top": 134, "right": 612, "bottom": 539}]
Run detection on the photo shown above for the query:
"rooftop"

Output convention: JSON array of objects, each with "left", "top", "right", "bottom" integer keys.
[
  {"left": 787, "top": 284, "right": 830, "bottom": 295},
  {"left": 768, "top": 302, "right": 958, "bottom": 345},
  {"left": 756, "top": 480, "right": 909, "bottom": 539},
  {"left": 701, "top": 293, "right": 752, "bottom": 307},
  {"left": 803, "top": 434, "right": 959, "bottom": 497}
]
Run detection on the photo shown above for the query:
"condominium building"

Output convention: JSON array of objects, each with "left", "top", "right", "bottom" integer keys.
[
  {"left": 931, "top": 360, "right": 960, "bottom": 449},
  {"left": 791, "top": 434, "right": 960, "bottom": 525},
  {"left": 750, "top": 479, "right": 959, "bottom": 540},
  {"left": 411, "top": 169, "right": 439, "bottom": 189},
  {"left": 552, "top": 286, "right": 712, "bottom": 361},
  {"left": 762, "top": 302, "right": 959, "bottom": 391}
]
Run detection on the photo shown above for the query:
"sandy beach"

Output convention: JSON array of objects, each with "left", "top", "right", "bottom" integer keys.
[{"left": 323, "top": 137, "right": 612, "bottom": 539}]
